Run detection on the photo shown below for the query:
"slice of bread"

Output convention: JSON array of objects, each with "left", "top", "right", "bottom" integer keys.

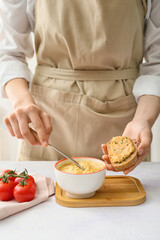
[{"left": 106, "top": 136, "right": 138, "bottom": 171}]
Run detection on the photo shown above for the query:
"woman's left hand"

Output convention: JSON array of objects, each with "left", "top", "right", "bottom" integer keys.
[{"left": 101, "top": 119, "right": 152, "bottom": 174}]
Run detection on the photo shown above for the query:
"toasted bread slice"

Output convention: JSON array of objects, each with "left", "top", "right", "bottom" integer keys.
[{"left": 106, "top": 136, "right": 138, "bottom": 171}]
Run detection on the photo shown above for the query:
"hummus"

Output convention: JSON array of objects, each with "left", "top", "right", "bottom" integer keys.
[{"left": 59, "top": 160, "right": 105, "bottom": 174}]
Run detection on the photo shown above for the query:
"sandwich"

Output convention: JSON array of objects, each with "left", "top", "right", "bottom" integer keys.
[{"left": 106, "top": 136, "right": 138, "bottom": 171}]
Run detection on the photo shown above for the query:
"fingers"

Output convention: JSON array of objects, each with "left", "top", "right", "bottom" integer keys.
[
  {"left": 102, "top": 155, "right": 115, "bottom": 171},
  {"left": 102, "top": 154, "right": 111, "bottom": 164},
  {"left": 30, "top": 128, "right": 40, "bottom": 142},
  {"left": 138, "top": 128, "right": 152, "bottom": 156},
  {"left": 101, "top": 143, "right": 111, "bottom": 165},
  {"left": 7, "top": 113, "right": 24, "bottom": 139},
  {"left": 28, "top": 111, "right": 47, "bottom": 145},
  {"left": 101, "top": 143, "right": 116, "bottom": 171},
  {"left": 40, "top": 112, "right": 53, "bottom": 142},
  {"left": 4, "top": 116, "right": 15, "bottom": 137},
  {"left": 123, "top": 129, "right": 152, "bottom": 175},
  {"left": 19, "top": 117, "right": 40, "bottom": 145},
  {"left": 15, "top": 107, "right": 40, "bottom": 145},
  {"left": 26, "top": 104, "right": 53, "bottom": 146},
  {"left": 4, "top": 103, "right": 52, "bottom": 147},
  {"left": 101, "top": 143, "right": 115, "bottom": 171},
  {"left": 123, "top": 153, "right": 146, "bottom": 175},
  {"left": 4, "top": 113, "right": 38, "bottom": 145},
  {"left": 101, "top": 144, "right": 108, "bottom": 154},
  {"left": 106, "top": 164, "right": 116, "bottom": 171}
]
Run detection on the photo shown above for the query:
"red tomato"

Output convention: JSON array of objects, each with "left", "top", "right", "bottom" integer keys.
[
  {"left": 14, "top": 175, "right": 35, "bottom": 186},
  {"left": 0, "top": 169, "right": 17, "bottom": 182},
  {"left": 0, "top": 180, "right": 15, "bottom": 201},
  {"left": 13, "top": 181, "right": 36, "bottom": 203}
]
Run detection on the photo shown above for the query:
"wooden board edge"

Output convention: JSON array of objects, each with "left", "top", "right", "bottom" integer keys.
[{"left": 55, "top": 196, "right": 146, "bottom": 208}]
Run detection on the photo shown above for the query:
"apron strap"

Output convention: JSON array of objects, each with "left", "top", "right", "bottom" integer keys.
[{"left": 35, "top": 65, "right": 139, "bottom": 81}]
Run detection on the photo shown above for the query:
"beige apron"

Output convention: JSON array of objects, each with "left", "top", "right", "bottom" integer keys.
[{"left": 17, "top": 0, "right": 147, "bottom": 161}]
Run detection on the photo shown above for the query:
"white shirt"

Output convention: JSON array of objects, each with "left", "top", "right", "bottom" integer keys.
[{"left": 0, "top": 0, "right": 160, "bottom": 101}]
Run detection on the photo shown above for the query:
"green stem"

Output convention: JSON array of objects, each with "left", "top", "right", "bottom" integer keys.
[
  {"left": 19, "top": 169, "right": 28, "bottom": 177},
  {"left": 19, "top": 176, "right": 28, "bottom": 186},
  {"left": 1, "top": 174, "right": 10, "bottom": 183},
  {"left": 0, "top": 173, "right": 29, "bottom": 180}
]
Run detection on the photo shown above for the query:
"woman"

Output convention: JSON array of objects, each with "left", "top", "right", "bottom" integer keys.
[{"left": 0, "top": 0, "right": 159, "bottom": 175}]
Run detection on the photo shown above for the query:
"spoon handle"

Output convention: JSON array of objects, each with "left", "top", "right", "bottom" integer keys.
[
  {"left": 29, "top": 128, "right": 85, "bottom": 171},
  {"left": 48, "top": 144, "right": 85, "bottom": 171}
]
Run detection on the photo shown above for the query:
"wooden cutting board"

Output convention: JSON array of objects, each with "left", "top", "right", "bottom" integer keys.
[{"left": 55, "top": 175, "right": 146, "bottom": 207}]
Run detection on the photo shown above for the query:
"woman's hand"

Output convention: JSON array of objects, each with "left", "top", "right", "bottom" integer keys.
[
  {"left": 4, "top": 100, "right": 52, "bottom": 146},
  {"left": 5, "top": 104, "right": 52, "bottom": 147},
  {"left": 4, "top": 79, "right": 52, "bottom": 146},
  {"left": 101, "top": 119, "right": 152, "bottom": 174},
  {"left": 101, "top": 95, "right": 160, "bottom": 174}
]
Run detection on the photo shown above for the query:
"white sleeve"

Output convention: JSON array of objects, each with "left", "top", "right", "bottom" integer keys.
[
  {"left": 0, "top": 0, "right": 34, "bottom": 98},
  {"left": 133, "top": 0, "right": 160, "bottom": 102}
]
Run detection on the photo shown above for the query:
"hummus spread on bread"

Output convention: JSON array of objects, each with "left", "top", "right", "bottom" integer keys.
[{"left": 108, "top": 136, "right": 135, "bottom": 163}]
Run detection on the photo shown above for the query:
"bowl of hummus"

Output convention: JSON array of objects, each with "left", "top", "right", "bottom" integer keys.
[{"left": 54, "top": 157, "right": 107, "bottom": 198}]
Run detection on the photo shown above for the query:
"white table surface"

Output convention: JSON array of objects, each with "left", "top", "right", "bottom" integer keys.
[{"left": 0, "top": 161, "right": 160, "bottom": 240}]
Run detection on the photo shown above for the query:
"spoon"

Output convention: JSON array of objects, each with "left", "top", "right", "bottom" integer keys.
[
  {"left": 30, "top": 128, "right": 85, "bottom": 171},
  {"left": 48, "top": 144, "right": 85, "bottom": 171}
]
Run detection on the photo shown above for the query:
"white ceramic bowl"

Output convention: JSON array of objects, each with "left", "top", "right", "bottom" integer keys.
[{"left": 54, "top": 157, "right": 107, "bottom": 198}]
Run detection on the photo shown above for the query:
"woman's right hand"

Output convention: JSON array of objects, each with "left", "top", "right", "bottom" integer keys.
[
  {"left": 4, "top": 79, "right": 52, "bottom": 147},
  {"left": 4, "top": 101, "right": 52, "bottom": 146}
]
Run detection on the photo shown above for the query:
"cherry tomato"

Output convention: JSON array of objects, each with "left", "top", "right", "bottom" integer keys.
[
  {"left": 0, "top": 169, "right": 17, "bottom": 182},
  {"left": 0, "top": 179, "right": 15, "bottom": 201},
  {"left": 13, "top": 181, "right": 36, "bottom": 203},
  {"left": 14, "top": 175, "right": 35, "bottom": 186}
]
